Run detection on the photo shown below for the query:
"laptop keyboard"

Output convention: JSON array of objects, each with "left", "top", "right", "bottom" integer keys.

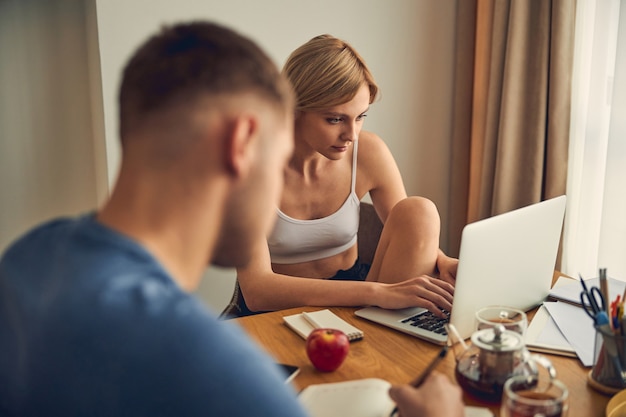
[{"left": 401, "top": 309, "right": 450, "bottom": 335}]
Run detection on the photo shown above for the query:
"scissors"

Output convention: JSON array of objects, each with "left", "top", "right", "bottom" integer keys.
[{"left": 580, "top": 278, "right": 607, "bottom": 323}]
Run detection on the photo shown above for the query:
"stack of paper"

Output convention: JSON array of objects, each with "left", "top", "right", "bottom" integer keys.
[
  {"left": 525, "top": 304, "right": 577, "bottom": 357},
  {"left": 526, "top": 301, "right": 595, "bottom": 366},
  {"left": 525, "top": 276, "right": 610, "bottom": 366},
  {"left": 548, "top": 276, "right": 626, "bottom": 306}
]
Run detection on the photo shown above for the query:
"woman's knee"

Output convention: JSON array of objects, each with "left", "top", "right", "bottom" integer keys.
[{"left": 389, "top": 196, "right": 440, "bottom": 228}]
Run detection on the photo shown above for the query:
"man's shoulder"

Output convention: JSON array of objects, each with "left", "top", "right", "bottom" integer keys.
[
  {"left": 1, "top": 214, "right": 109, "bottom": 266},
  {"left": 2, "top": 216, "right": 79, "bottom": 256}
]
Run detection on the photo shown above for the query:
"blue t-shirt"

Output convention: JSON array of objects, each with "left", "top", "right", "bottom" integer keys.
[{"left": 0, "top": 215, "right": 308, "bottom": 417}]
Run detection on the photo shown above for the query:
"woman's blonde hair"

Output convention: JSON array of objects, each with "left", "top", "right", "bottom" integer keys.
[{"left": 282, "top": 34, "right": 378, "bottom": 112}]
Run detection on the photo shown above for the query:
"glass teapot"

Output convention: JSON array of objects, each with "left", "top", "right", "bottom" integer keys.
[{"left": 447, "top": 323, "right": 556, "bottom": 402}]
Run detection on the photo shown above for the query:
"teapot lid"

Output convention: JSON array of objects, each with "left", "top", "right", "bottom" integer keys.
[{"left": 470, "top": 324, "right": 523, "bottom": 352}]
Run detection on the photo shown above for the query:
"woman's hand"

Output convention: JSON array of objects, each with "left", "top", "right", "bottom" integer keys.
[
  {"left": 388, "top": 373, "right": 464, "bottom": 417},
  {"left": 435, "top": 250, "right": 458, "bottom": 287},
  {"left": 374, "top": 275, "right": 454, "bottom": 317}
]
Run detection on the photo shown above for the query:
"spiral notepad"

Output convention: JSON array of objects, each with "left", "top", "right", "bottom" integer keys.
[{"left": 283, "top": 309, "right": 364, "bottom": 341}]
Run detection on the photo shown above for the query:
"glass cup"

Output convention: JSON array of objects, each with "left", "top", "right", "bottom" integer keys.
[
  {"left": 501, "top": 375, "right": 569, "bottom": 417},
  {"left": 475, "top": 305, "right": 528, "bottom": 336}
]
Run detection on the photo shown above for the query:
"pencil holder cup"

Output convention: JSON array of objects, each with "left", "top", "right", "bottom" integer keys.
[{"left": 588, "top": 329, "right": 626, "bottom": 394}]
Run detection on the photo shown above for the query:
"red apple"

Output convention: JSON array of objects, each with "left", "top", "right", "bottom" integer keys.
[{"left": 305, "top": 328, "right": 350, "bottom": 372}]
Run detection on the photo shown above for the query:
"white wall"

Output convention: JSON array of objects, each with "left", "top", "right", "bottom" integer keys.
[
  {"left": 93, "top": 0, "right": 457, "bottom": 313},
  {"left": 94, "top": 1, "right": 456, "bottom": 202}
]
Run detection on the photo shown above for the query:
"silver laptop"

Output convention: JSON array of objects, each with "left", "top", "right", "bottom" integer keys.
[{"left": 355, "top": 195, "right": 567, "bottom": 345}]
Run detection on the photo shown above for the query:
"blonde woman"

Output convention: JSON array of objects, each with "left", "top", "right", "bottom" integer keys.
[{"left": 236, "top": 34, "right": 458, "bottom": 316}]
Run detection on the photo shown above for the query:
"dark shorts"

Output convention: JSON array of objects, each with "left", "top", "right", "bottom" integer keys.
[
  {"left": 328, "top": 258, "right": 371, "bottom": 281},
  {"left": 229, "top": 258, "right": 371, "bottom": 318}
]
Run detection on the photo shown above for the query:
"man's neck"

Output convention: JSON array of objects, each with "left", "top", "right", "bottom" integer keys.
[{"left": 97, "top": 170, "right": 226, "bottom": 292}]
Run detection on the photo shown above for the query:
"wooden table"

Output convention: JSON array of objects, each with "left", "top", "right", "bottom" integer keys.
[{"left": 236, "top": 305, "right": 610, "bottom": 416}]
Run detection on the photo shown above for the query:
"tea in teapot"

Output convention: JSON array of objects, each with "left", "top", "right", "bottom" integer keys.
[{"left": 447, "top": 323, "right": 556, "bottom": 402}]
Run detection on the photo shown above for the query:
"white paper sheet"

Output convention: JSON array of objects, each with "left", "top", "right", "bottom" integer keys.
[
  {"left": 543, "top": 301, "right": 596, "bottom": 366},
  {"left": 549, "top": 276, "right": 626, "bottom": 306},
  {"left": 525, "top": 304, "right": 577, "bottom": 356}
]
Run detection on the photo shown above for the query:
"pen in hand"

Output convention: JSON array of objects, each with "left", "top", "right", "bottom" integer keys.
[
  {"left": 389, "top": 345, "right": 449, "bottom": 417},
  {"left": 408, "top": 345, "right": 449, "bottom": 387}
]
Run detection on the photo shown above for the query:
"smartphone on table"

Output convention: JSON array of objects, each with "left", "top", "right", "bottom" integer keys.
[{"left": 277, "top": 363, "right": 300, "bottom": 384}]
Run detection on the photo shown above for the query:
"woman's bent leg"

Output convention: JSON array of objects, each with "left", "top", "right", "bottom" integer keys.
[{"left": 366, "top": 196, "right": 441, "bottom": 284}]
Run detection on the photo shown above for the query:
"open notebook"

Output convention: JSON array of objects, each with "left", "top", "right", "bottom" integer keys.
[{"left": 299, "top": 378, "right": 493, "bottom": 417}]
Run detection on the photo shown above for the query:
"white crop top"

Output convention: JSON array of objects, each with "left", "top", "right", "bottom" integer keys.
[{"left": 267, "top": 141, "right": 360, "bottom": 264}]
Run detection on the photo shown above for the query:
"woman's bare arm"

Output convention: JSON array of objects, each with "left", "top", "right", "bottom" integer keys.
[{"left": 236, "top": 237, "right": 453, "bottom": 315}]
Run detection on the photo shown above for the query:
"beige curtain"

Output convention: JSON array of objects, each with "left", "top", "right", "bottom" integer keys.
[
  {"left": 447, "top": 0, "right": 576, "bottom": 257},
  {"left": 0, "top": 1, "right": 103, "bottom": 252}
]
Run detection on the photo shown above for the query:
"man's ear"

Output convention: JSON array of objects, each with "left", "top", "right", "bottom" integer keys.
[{"left": 223, "top": 114, "right": 259, "bottom": 178}]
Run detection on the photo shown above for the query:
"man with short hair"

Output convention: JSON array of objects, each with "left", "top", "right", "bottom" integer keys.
[{"left": 0, "top": 21, "right": 304, "bottom": 416}]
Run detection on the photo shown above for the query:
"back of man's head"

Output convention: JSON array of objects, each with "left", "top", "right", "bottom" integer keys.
[{"left": 118, "top": 21, "right": 292, "bottom": 144}]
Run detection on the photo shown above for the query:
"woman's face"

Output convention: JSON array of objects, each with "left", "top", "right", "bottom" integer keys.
[{"left": 294, "top": 83, "right": 370, "bottom": 160}]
